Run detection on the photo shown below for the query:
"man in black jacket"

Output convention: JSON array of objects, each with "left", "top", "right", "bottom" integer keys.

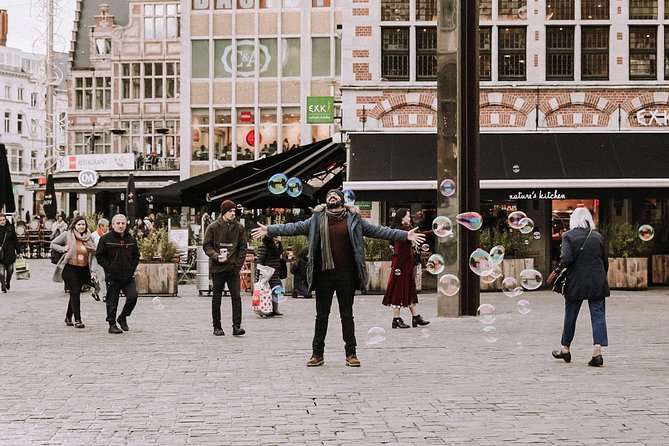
[{"left": 96, "top": 214, "right": 140, "bottom": 334}]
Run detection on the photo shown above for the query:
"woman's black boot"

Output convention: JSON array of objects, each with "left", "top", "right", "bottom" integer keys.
[
  {"left": 392, "top": 317, "right": 410, "bottom": 329},
  {"left": 412, "top": 315, "right": 430, "bottom": 327}
]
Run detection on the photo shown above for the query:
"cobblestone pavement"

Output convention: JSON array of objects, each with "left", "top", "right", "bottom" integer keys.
[{"left": 1, "top": 259, "right": 668, "bottom": 445}]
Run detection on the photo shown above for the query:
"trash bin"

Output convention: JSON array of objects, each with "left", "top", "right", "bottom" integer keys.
[{"left": 196, "top": 246, "right": 211, "bottom": 295}]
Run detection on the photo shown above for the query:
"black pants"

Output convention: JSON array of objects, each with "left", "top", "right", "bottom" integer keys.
[
  {"left": 0, "top": 261, "right": 14, "bottom": 289},
  {"left": 293, "top": 273, "right": 312, "bottom": 298},
  {"left": 61, "top": 264, "right": 90, "bottom": 321},
  {"left": 106, "top": 279, "right": 138, "bottom": 326},
  {"left": 211, "top": 271, "right": 242, "bottom": 329},
  {"left": 312, "top": 271, "right": 357, "bottom": 356}
]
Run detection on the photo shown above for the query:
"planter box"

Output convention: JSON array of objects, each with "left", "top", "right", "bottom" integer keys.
[
  {"left": 607, "top": 257, "right": 648, "bottom": 290},
  {"left": 651, "top": 254, "right": 669, "bottom": 285},
  {"left": 136, "top": 262, "right": 179, "bottom": 296},
  {"left": 365, "top": 261, "right": 392, "bottom": 294},
  {"left": 480, "top": 258, "right": 535, "bottom": 291}
]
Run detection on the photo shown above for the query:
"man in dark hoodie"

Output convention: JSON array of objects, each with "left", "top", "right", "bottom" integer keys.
[
  {"left": 96, "top": 214, "right": 140, "bottom": 334},
  {"left": 203, "top": 200, "right": 248, "bottom": 336}
]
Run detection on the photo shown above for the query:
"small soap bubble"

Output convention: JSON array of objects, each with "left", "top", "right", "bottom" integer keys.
[
  {"left": 438, "top": 274, "right": 460, "bottom": 296},
  {"left": 480, "top": 273, "right": 497, "bottom": 284},
  {"left": 343, "top": 189, "right": 356, "bottom": 206},
  {"left": 152, "top": 296, "right": 165, "bottom": 311},
  {"left": 502, "top": 277, "right": 523, "bottom": 298},
  {"left": 489, "top": 245, "right": 505, "bottom": 265},
  {"left": 638, "top": 224, "right": 655, "bottom": 241},
  {"left": 394, "top": 268, "right": 401, "bottom": 276},
  {"left": 518, "top": 217, "right": 535, "bottom": 234},
  {"left": 268, "top": 173, "right": 288, "bottom": 194},
  {"left": 519, "top": 268, "right": 543, "bottom": 290},
  {"left": 455, "top": 212, "right": 483, "bottom": 231},
  {"left": 469, "top": 249, "right": 493, "bottom": 276},
  {"left": 286, "top": 177, "right": 303, "bottom": 197},
  {"left": 421, "top": 243, "right": 430, "bottom": 252},
  {"left": 439, "top": 178, "right": 456, "bottom": 197},
  {"left": 426, "top": 254, "right": 445, "bottom": 275},
  {"left": 420, "top": 328, "right": 430, "bottom": 338},
  {"left": 490, "top": 265, "right": 504, "bottom": 279},
  {"left": 517, "top": 299, "right": 531, "bottom": 315},
  {"left": 271, "top": 285, "right": 287, "bottom": 303},
  {"left": 366, "top": 326, "right": 386, "bottom": 345},
  {"left": 432, "top": 216, "right": 454, "bottom": 238},
  {"left": 482, "top": 325, "right": 498, "bottom": 343},
  {"left": 477, "top": 303, "right": 496, "bottom": 324},
  {"left": 507, "top": 211, "right": 527, "bottom": 230},
  {"left": 236, "top": 204, "right": 244, "bottom": 211},
  {"left": 512, "top": 165, "right": 520, "bottom": 174},
  {"left": 533, "top": 231, "right": 541, "bottom": 240},
  {"left": 517, "top": 341, "right": 524, "bottom": 349}
]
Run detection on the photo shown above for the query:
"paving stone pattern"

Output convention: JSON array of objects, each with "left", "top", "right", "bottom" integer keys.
[{"left": 1, "top": 259, "right": 668, "bottom": 445}]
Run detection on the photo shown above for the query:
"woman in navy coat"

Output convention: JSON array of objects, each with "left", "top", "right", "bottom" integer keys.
[{"left": 552, "top": 207, "right": 610, "bottom": 367}]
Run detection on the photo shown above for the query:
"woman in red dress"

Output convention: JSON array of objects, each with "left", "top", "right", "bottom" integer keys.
[{"left": 382, "top": 208, "right": 431, "bottom": 329}]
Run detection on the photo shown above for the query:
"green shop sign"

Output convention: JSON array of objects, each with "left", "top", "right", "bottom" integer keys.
[{"left": 306, "top": 96, "right": 334, "bottom": 124}]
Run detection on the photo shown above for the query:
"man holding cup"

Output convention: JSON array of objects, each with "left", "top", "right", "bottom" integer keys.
[{"left": 203, "top": 200, "right": 248, "bottom": 336}]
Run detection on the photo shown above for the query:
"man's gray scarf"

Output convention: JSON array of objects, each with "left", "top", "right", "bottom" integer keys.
[{"left": 319, "top": 207, "right": 348, "bottom": 271}]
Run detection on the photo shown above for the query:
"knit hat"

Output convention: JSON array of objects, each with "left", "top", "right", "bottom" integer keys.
[
  {"left": 220, "top": 200, "right": 237, "bottom": 214},
  {"left": 326, "top": 189, "right": 345, "bottom": 202}
]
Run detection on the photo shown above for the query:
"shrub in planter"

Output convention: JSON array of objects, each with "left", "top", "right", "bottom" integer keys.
[
  {"left": 364, "top": 237, "right": 393, "bottom": 261},
  {"left": 602, "top": 224, "right": 649, "bottom": 289},
  {"left": 602, "top": 224, "right": 649, "bottom": 258},
  {"left": 138, "top": 234, "right": 159, "bottom": 261},
  {"left": 138, "top": 228, "right": 178, "bottom": 262},
  {"left": 479, "top": 227, "right": 532, "bottom": 258}
]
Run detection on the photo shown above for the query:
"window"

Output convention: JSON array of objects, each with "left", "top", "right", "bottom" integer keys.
[
  {"left": 4, "top": 85, "right": 10, "bottom": 99},
  {"left": 144, "top": 3, "right": 180, "bottom": 40},
  {"left": 214, "top": 40, "right": 233, "bottom": 78},
  {"left": 282, "top": 38, "right": 301, "bottom": 77},
  {"left": 381, "top": 0, "right": 409, "bottom": 21},
  {"left": 666, "top": 0, "right": 669, "bottom": 18},
  {"left": 416, "top": 27, "right": 436, "bottom": 80},
  {"left": 4, "top": 112, "right": 10, "bottom": 133},
  {"left": 498, "top": 0, "right": 527, "bottom": 20},
  {"left": 629, "top": 26, "right": 657, "bottom": 79},
  {"left": 214, "top": 109, "right": 232, "bottom": 161},
  {"left": 166, "top": 62, "right": 180, "bottom": 98},
  {"left": 629, "top": 0, "right": 657, "bottom": 19},
  {"left": 666, "top": 28, "right": 669, "bottom": 79},
  {"left": 75, "top": 77, "right": 110, "bottom": 110},
  {"left": 312, "top": 0, "right": 331, "bottom": 6},
  {"left": 8, "top": 146, "right": 23, "bottom": 172},
  {"left": 282, "top": 106, "right": 301, "bottom": 152},
  {"left": 259, "top": 39, "right": 278, "bottom": 78},
  {"left": 74, "top": 131, "right": 110, "bottom": 154},
  {"left": 121, "top": 63, "right": 141, "bottom": 99},
  {"left": 546, "top": 0, "right": 574, "bottom": 20},
  {"left": 312, "top": 38, "right": 331, "bottom": 77},
  {"left": 143, "top": 62, "right": 174, "bottom": 99},
  {"left": 30, "top": 92, "right": 38, "bottom": 108},
  {"left": 546, "top": 26, "right": 574, "bottom": 80},
  {"left": 582, "top": 0, "right": 609, "bottom": 19},
  {"left": 95, "top": 78, "right": 111, "bottom": 109},
  {"left": 498, "top": 27, "right": 526, "bottom": 80},
  {"left": 415, "top": 0, "right": 436, "bottom": 21},
  {"left": 382, "top": 27, "right": 409, "bottom": 80},
  {"left": 17, "top": 87, "right": 23, "bottom": 101},
  {"left": 95, "top": 38, "right": 111, "bottom": 55},
  {"left": 582, "top": 26, "right": 609, "bottom": 80},
  {"left": 191, "top": 109, "right": 210, "bottom": 161},
  {"left": 17, "top": 114, "right": 24, "bottom": 134},
  {"left": 480, "top": 27, "right": 492, "bottom": 80},
  {"left": 480, "top": 0, "right": 492, "bottom": 20}
]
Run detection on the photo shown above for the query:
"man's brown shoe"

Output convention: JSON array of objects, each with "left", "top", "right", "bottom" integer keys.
[
  {"left": 306, "top": 355, "right": 324, "bottom": 367},
  {"left": 346, "top": 355, "right": 361, "bottom": 367}
]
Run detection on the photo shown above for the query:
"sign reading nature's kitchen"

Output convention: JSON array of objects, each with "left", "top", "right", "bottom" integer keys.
[
  {"left": 306, "top": 97, "right": 334, "bottom": 124},
  {"left": 57, "top": 154, "right": 134, "bottom": 172}
]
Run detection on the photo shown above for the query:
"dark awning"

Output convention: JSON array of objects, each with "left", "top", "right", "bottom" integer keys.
[{"left": 143, "top": 167, "right": 232, "bottom": 206}]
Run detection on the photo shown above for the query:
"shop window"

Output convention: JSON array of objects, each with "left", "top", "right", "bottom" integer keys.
[
  {"left": 237, "top": 108, "right": 255, "bottom": 160},
  {"left": 260, "top": 108, "right": 278, "bottom": 156},
  {"left": 191, "top": 109, "right": 210, "bottom": 161},
  {"left": 214, "top": 109, "right": 232, "bottom": 161},
  {"left": 381, "top": 0, "right": 409, "bottom": 21},
  {"left": 581, "top": 0, "right": 609, "bottom": 20},
  {"left": 498, "top": 0, "right": 527, "bottom": 20},
  {"left": 191, "top": 41, "right": 209, "bottom": 79},
  {"left": 629, "top": 0, "right": 657, "bottom": 19},
  {"left": 546, "top": 0, "right": 574, "bottom": 20},
  {"left": 480, "top": 27, "right": 492, "bottom": 81},
  {"left": 546, "top": 26, "right": 574, "bottom": 80},
  {"left": 281, "top": 106, "right": 301, "bottom": 151},
  {"left": 582, "top": 26, "right": 609, "bottom": 80},
  {"left": 629, "top": 26, "right": 657, "bottom": 80},
  {"left": 665, "top": 28, "right": 669, "bottom": 80},
  {"left": 311, "top": 124, "right": 333, "bottom": 144},
  {"left": 498, "top": 27, "right": 526, "bottom": 80}
]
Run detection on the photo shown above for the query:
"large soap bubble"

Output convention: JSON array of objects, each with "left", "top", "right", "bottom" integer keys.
[
  {"left": 519, "top": 269, "right": 543, "bottom": 290},
  {"left": 477, "top": 303, "right": 496, "bottom": 324},
  {"left": 507, "top": 211, "right": 527, "bottom": 230},
  {"left": 502, "top": 277, "right": 523, "bottom": 298},
  {"left": 268, "top": 173, "right": 288, "bottom": 194},
  {"left": 439, "top": 178, "right": 456, "bottom": 197},
  {"left": 469, "top": 248, "right": 493, "bottom": 276},
  {"left": 426, "top": 254, "right": 445, "bottom": 275},
  {"left": 638, "top": 224, "right": 654, "bottom": 241},
  {"left": 286, "top": 177, "right": 303, "bottom": 197},
  {"left": 489, "top": 245, "right": 505, "bottom": 265},
  {"left": 438, "top": 274, "right": 460, "bottom": 296},
  {"left": 455, "top": 212, "right": 483, "bottom": 231},
  {"left": 432, "top": 216, "right": 454, "bottom": 238}
]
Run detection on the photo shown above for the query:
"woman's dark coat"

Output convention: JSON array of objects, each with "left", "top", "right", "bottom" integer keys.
[
  {"left": 0, "top": 223, "right": 20, "bottom": 265},
  {"left": 256, "top": 236, "right": 283, "bottom": 288},
  {"left": 559, "top": 227, "right": 610, "bottom": 301}
]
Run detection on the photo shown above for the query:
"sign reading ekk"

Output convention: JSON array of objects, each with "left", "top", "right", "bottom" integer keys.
[
  {"left": 58, "top": 154, "right": 134, "bottom": 172},
  {"left": 307, "top": 96, "right": 335, "bottom": 124}
]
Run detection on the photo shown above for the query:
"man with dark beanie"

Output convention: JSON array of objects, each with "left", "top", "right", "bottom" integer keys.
[
  {"left": 203, "top": 200, "right": 248, "bottom": 336},
  {"left": 252, "top": 189, "right": 425, "bottom": 367}
]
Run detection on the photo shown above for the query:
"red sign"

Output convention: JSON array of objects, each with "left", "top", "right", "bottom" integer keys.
[
  {"left": 245, "top": 131, "right": 262, "bottom": 147},
  {"left": 240, "top": 111, "right": 252, "bottom": 123},
  {"left": 37, "top": 176, "right": 47, "bottom": 185}
]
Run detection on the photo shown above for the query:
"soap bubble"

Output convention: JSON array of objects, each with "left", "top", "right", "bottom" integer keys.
[
  {"left": 285, "top": 177, "right": 303, "bottom": 197},
  {"left": 343, "top": 189, "right": 356, "bottom": 205},
  {"left": 432, "top": 216, "right": 454, "bottom": 238},
  {"left": 426, "top": 254, "right": 445, "bottom": 275},
  {"left": 480, "top": 273, "right": 498, "bottom": 284},
  {"left": 236, "top": 204, "right": 244, "bottom": 211},
  {"left": 268, "top": 173, "right": 288, "bottom": 194},
  {"left": 421, "top": 243, "right": 430, "bottom": 252},
  {"left": 152, "top": 296, "right": 165, "bottom": 311},
  {"left": 518, "top": 217, "right": 535, "bottom": 234},
  {"left": 512, "top": 165, "right": 520, "bottom": 174},
  {"left": 489, "top": 245, "right": 505, "bottom": 265},
  {"left": 477, "top": 303, "right": 496, "bottom": 324},
  {"left": 490, "top": 265, "right": 503, "bottom": 279},
  {"left": 469, "top": 249, "right": 493, "bottom": 276},
  {"left": 438, "top": 274, "right": 460, "bottom": 296},
  {"left": 366, "top": 326, "right": 386, "bottom": 345},
  {"left": 439, "top": 178, "right": 456, "bottom": 197},
  {"left": 519, "top": 268, "right": 543, "bottom": 290},
  {"left": 455, "top": 212, "right": 483, "bottom": 231},
  {"left": 502, "top": 277, "right": 523, "bottom": 298},
  {"left": 271, "top": 285, "right": 287, "bottom": 303},
  {"left": 517, "top": 299, "right": 531, "bottom": 315},
  {"left": 507, "top": 211, "right": 527, "bottom": 230},
  {"left": 482, "top": 325, "right": 498, "bottom": 343},
  {"left": 517, "top": 341, "right": 524, "bottom": 349},
  {"left": 638, "top": 224, "right": 655, "bottom": 241},
  {"left": 420, "top": 328, "right": 430, "bottom": 338},
  {"left": 394, "top": 268, "right": 401, "bottom": 276},
  {"left": 533, "top": 231, "right": 541, "bottom": 240}
]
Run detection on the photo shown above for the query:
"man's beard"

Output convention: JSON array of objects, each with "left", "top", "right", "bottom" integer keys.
[{"left": 326, "top": 200, "right": 342, "bottom": 210}]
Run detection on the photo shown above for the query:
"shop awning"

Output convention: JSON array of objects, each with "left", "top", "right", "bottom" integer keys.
[{"left": 143, "top": 167, "right": 232, "bottom": 206}]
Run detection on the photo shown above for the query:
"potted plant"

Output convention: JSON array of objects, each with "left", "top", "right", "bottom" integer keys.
[
  {"left": 651, "top": 225, "right": 669, "bottom": 285},
  {"left": 136, "top": 228, "right": 179, "bottom": 296},
  {"left": 479, "top": 228, "right": 536, "bottom": 291},
  {"left": 604, "top": 223, "right": 649, "bottom": 290},
  {"left": 364, "top": 237, "right": 394, "bottom": 293}
]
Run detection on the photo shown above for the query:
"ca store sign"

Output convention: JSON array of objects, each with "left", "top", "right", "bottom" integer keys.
[{"left": 78, "top": 170, "right": 99, "bottom": 188}]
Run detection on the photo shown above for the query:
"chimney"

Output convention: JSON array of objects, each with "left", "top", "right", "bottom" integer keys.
[{"left": 0, "top": 10, "right": 8, "bottom": 47}]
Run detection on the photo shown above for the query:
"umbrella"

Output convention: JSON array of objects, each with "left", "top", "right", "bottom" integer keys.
[
  {"left": 126, "top": 173, "right": 137, "bottom": 222},
  {"left": 43, "top": 173, "right": 57, "bottom": 219},
  {"left": 0, "top": 144, "right": 15, "bottom": 213}
]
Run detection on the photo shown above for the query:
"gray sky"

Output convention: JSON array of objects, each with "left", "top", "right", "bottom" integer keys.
[{"left": 3, "top": 0, "right": 76, "bottom": 54}]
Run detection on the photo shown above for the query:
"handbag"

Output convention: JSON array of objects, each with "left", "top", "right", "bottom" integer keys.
[
  {"left": 50, "top": 248, "right": 63, "bottom": 265},
  {"left": 15, "top": 257, "right": 27, "bottom": 271},
  {"left": 550, "top": 229, "right": 593, "bottom": 295},
  {"left": 412, "top": 245, "right": 422, "bottom": 266}
]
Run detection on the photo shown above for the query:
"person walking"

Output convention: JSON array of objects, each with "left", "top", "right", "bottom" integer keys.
[
  {"left": 203, "top": 200, "right": 247, "bottom": 337},
  {"left": 96, "top": 214, "right": 140, "bottom": 334},
  {"left": 90, "top": 217, "right": 110, "bottom": 302},
  {"left": 50, "top": 215, "right": 68, "bottom": 239},
  {"left": 252, "top": 189, "right": 425, "bottom": 368},
  {"left": 290, "top": 247, "right": 312, "bottom": 299},
  {"left": 382, "top": 208, "right": 431, "bottom": 329},
  {"left": 0, "top": 213, "right": 21, "bottom": 293},
  {"left": 50, "top": 216, "right": 97, "bottom": 328},
  {"left": 256, "top": 235, "right": 284, "bottom": 317},
  {"left": 552, "top": 207, "right": 610, "bottom": 367}
]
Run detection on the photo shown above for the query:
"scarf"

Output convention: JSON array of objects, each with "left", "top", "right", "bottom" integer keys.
[
  {"left": 63, "top": 229, "right": 97, "bottom": 265},
  {"left": 319, "top": 207, "right": 348, "bottom": 271}
]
